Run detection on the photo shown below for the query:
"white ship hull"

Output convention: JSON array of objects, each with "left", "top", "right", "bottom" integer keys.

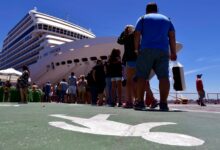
[
  {"left": 30, "top": 36, "right": 182, "bottom": 87},
  {"left": 30, "top": 37, "right": 123, "bottom": 86}
]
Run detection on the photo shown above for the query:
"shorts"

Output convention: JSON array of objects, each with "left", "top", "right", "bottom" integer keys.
[
  {"left": 136, "top": 49, "right": 169, "bottom": 80},
  {"left": 126, "top": 61, "right": 136, "bottom": 68},
  {"left": 198, "top": 91, "right": 205, "bottom": 99},
  {"left": 78, "top": 86, "right": 86, "bottom": 93},
  {"left": 68, "top": 86, "right": 76, "bottom": 95},
  {"left": 111, "top": 77, "right": 122, "bottom": 82}
]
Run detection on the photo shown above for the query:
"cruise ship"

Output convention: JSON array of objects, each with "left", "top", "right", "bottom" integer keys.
[{"left": 0, "top": 9, "right": 182, "bottom": 86}]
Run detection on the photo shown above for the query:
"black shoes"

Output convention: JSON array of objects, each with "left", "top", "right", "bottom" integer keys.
[
  {"left": 150, "top": 101, "right": 159, "bottom": 109},
  {"left": 197, "top": 100, "right": 206, "bottom": 107},
  {"left": 159, "top": 103, "right": 169, "bottom": 111},
  {"left": 201, "top": 103, "right": 206, "bottom": 106},
  {"left": 123, "top": 101, "right": 133, "bottom": 109},
  {"left": 133, "top": 101, "right": 169, "bottom": 111},
  {"left": 133, "top": 100, "right": 146, "bottom": 110},
  {"left": 118, "top": 102, "right": 122, "bottom": 107}
]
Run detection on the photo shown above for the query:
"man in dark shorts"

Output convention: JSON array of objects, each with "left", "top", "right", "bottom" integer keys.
[{"left": 134, "top": 2, "right": 177, "bottom": 111}]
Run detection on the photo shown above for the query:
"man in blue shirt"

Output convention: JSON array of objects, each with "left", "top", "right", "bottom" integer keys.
[{"left": 134, "top": 2, "right": 177, "bottom": 111}]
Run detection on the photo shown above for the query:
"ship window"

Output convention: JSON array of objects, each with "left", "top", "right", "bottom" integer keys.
[
  {"left": 90, "top": 57, "right": 97, "bottom": 61},
  {"left": 67, "top": 60, "right": 72, "bottom": 64},
  {"left": 77, "top": 34, "right": 80, "bottom": 38},
  {"left": 74, "top": 33, "right": 77, "bottom": 38},
  {"left": 52, "top": 27, "right": 56, "bottom": 32},
  {"left": 56, "top": 62, "right": 60, "bottom": 66},
  {"left": 56, "top": 28, "right": 60, "bottom": 33},
  {"left": 38, "top": 24, "right": 42, "bottom": 29},
  {"left": 60, "top": 29, "right": 64, "bottom": 34},
  {"left": 71, "top": 32, "right": 74, "bottom": 37},
  {"left": 74, "top": 59, "right": 80, "bottom": 63},
  {"left": 43, "top": 24, "right": 48, "bottom": 30},
  {"left": 48, "top": 26, "right": 52, "bottom": 31},
  {"left": 100, "top": 56, "right": 108, "bottom": 60},
  {"left": 82, "top": 58, "right": 88, "bottom": 62},
  {"left": 64, "top": 30, "right": 67, "bottom": 35},
  {"left": 67, "top": 31, "right": 70, "bottom": 36},
  {"left": 61, "top": 61, "right": 66, "bottom": 65}
]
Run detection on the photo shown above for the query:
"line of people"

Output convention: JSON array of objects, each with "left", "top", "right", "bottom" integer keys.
[
  {"left": 40, "top": 2, "right": 176, "bottom": 111},
  {"left": 42, "top": 73, "right": 89, "bottom": 104},
  {"left": 12, "top": 2, "right": 176, "bottom": 110}
]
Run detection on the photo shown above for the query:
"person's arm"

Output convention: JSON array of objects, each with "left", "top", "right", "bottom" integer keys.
[
  {"left": 134, "top": 31, "right": 141, "bottom": 55},
  {"left": 168, "top": 31, "right": 177, "bottom": 61},
  {"left": 92, "top": 69, "right": 96, "bottom": 81},
  {"left": 117, "top": 32, "right": 126, "bottom": 45}
]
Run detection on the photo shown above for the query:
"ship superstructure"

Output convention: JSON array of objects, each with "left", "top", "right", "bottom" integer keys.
[{"left": 0, "top": 9, "right": 95, "bottom": 70}]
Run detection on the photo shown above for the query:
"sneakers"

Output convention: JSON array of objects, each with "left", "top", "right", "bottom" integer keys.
[
  {"left": 150, "top": 100, "right": 159, "bottom": 109},
  {"left": 109, "top": 102, "right": 116, "bottom": 107},
  {"left": 133, "top": 100, "right": 146, "bottom": 110},
  {"left": 197, "top": 100, "right": 206, "bottom": 106},
  {"left": 201, "top": 102, "right": 206, "bottom": 107},
  {"left": 97, "top": 100, "right": 103, "bottom": 106},
  {"left": 196, "top": 100, "right": 201, "bottom": 105},
  {"left": 159, "top": 103, "right": 169, "bottom": 111},
  {"left": 118, "top": 102, "right": 122, "bottom": 107},
  {"left": 123, "top": 101, "right": 133, "bottom": 109}
]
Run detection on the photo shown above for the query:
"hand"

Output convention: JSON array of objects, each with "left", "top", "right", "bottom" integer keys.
[
  {"left": 170, "top": 53, "right": 177, "bottom": 61},
  {"left": 134, "top": 50, "right": 139, "bottom": 56}
]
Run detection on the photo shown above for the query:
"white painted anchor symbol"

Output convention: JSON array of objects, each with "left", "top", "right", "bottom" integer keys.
[{"left": 49, "top": 114, "right": 204, "bottom": 146}]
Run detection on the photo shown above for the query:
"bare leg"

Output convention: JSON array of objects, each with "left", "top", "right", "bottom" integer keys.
[
  {"left": 117, "top": 80, "right": 122, "bottom": 106},
  {"left": 136, "top": 77, "right": 146, "bottom": 102},
  {"left": 159, "top": 78, "right": 170, "bottom": 103},
  {"left": 126, "top": 67, "right": 136, "bottom": 102},
  {"left": 24, "top": 88, "right": 28, "bottom": 103},
  {"left": 111, "top": 81, "right": 116, "bottom": 105},
  {"left": 20, "top": 89, "right": 24, "bottom": 103}
]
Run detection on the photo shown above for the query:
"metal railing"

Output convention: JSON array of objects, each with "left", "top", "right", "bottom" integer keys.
[{"left": 152, "top": 91, "right": 220, "bottom": 104}]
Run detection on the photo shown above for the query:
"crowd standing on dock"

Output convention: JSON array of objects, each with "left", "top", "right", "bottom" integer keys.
[{"left": 0, "top": 2, "right": 211, "bottom": 109}]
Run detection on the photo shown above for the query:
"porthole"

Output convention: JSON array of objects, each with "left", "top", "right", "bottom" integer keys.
[
  {"left": 90, "top": 57, "right": 97, "bottom": 61},
  {"left": 61, "top": 61, "right": 66, "bottom": 65},
  {"left": 82, "top": 58, "right": 88, "bottom": 62},
  {"left": 67, "top": 60, "right": 72, "bottom": 64},
  {"left": 100, "top": 56, "right": 107, "bottom": 60},
  {"left": 74, "top": 59, "right": 80, "bottom": 63}
]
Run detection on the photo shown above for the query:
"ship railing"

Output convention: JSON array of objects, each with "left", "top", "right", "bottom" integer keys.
[{"left": 152, "top": 91, "right": 220, "bottom": 104}]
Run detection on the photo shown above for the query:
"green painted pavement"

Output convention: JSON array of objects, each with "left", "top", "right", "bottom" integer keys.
[{"left": 0, "top": 103, "right": 219, "bottom": 150}]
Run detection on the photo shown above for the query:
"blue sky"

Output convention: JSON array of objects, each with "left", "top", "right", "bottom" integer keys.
[{"left": 0, "top": 0, "right": 220, "bottom": 94}]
